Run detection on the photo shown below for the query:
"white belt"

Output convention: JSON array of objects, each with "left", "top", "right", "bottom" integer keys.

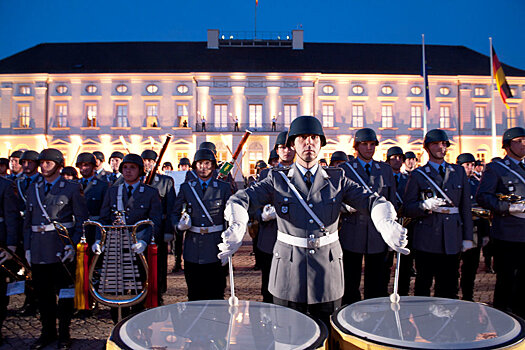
[
  {"left": 277, "top": 231, "right": 339, "bottom": 249},
  {"left": 433, "top": 207, "right": 459, "bottom": 214},
  {"left": 188, "top": 224, "right": 224, "bottom": 234},
  {"left": 32, "top": 221, "right": 74, "bottom": 232}
]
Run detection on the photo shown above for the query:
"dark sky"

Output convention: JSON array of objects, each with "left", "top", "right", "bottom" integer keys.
[{"left": 1, "top": 0, "right": 524, "bottom": 69}]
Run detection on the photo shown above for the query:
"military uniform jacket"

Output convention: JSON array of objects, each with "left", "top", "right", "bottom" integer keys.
[
  {"left": 145, "top": 173, "right": 176, "bottom": 235},
  {"left": 15, "top": 173, "right": 44, "bottom": 208},
  {"left": 0, "top": 177, "right": 22, "bottom": 246},
  {"left": 338, "top": 159, "right": 397, "bottom": 254},
  {"left": 255, "top": 166, "right": 278, "bottom": 254},
  {"left": 99, "top": 182, "right": 162, "bottom": 243},
  {"left": 228, "top": 163, "right": 388, "bottom": 304},
  {"left": 82, "top": 177, "right": 109, "bottom": 219},
  {"left": 185, "top": 170, "right": 238, "bottom": 193},
  {"left": 476, "top": 156, "right": 525, "bottom": 243},
  {"left": 96, "top": 168, "right": 108, "bottom": 181},
  {"left": 394, "top": 172, "right": 409, "bottom": 208},
  {"left": 171, "top": 179, "right": 231, "bottom": 264},
  {"left": 403, "top": 162, "right": 473, "bottom": 254},
  {"left": 23, "top": 177, "right": 88, "bottom": 264}
]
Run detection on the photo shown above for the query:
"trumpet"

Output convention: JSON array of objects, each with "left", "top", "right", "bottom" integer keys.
[
  {"left": 0, "top": 245, "right": 32, "bottom": 284},
  {"left": 496, "top": 193, "right": 525, "bottom": 204},
  {"left": 471, "top": 207, "right": 491, "bottom": 220}
]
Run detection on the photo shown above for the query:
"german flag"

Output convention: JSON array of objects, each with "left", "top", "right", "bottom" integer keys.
[{"left": 492, "top": 47, "right": 513, "bottom": 108}]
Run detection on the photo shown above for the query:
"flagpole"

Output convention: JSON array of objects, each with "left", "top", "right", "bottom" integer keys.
[
  {"left": 254, "top": 0, "right": 257, "bottom": 40},
  {"left": 490, "top": 37, "right": 497, "bottom": 159},
  {"left": 422, "top": 34, "right": 428, "bottom": 138}
]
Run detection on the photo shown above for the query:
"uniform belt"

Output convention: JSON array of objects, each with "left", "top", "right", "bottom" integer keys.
[
  {"left": 433, "top": 207, "right": 459, "bottom": 214},
  {"left": 32, "top": 222, "right": 74, "bottom": 232},
  {"left": 277, "top": 231, "right": 339, "bottom": 248},
  {"left": 188, "top": 225, "right": 224, "bottom": 234}
]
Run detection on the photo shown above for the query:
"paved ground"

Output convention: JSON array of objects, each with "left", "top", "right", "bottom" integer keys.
[{"left": 1, "top": 239, "right": 496, "bottom": 349}]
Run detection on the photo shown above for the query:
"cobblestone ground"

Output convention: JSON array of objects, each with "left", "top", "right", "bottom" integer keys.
[{"left": 1, "top": 239, "right": 496, "bottom": 349}]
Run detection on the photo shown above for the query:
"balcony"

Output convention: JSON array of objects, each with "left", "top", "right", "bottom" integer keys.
[{"left": 194, "top": 122, "right": 286, "bottom": 133}]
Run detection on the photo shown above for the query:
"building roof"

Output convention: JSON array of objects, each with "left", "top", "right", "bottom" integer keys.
[{"left": 1, "top": 41, "right": 524, "bottom": 76}]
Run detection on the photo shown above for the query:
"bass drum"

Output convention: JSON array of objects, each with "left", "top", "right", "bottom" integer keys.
[
  {"left": 108, "top": 300, "right": 328, "bottom": 349},
  {"left": 331, "top": 296, "right": 525, "bottom": 350}
]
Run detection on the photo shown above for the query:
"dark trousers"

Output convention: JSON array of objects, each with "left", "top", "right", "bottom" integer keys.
[
  {"left": 259, "top": 251, "right": 273, "bottom": 303},
  {"left": 157, "top": 240, "right": 168, "bottom": 295},
  {"left": 184, "top": 261, "right": 226, "bottom": 301},
  {"left": 273, "top": 296, "right": 341, "bottom": 327},
  {"left": 173, "top": 233, "right": 183, "bottom": 267},
  {"left": 414, "top": 251, "right": 460, "bottom": 299},
  {"left": 493, "top": 239, "right": 525, "bottom": 319},
  {"left": 0, "top": 269, "right": 8, "bottom": 333},
  {"left": 32, "top": 263, "right": 74, "bottom": 339},
  {"left": 343, "top": 250, "right": 389, "bottom": 305},
  {"left": 460, "top": 246, "right": 481, "bottom": 301},
  {"left": 201, "top": 122, "right": 206, "bottom": 131}
]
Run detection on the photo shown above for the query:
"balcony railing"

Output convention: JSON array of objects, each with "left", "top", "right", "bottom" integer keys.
[{"left": 195, "top": 122, "right": 285, "bottom": 132}]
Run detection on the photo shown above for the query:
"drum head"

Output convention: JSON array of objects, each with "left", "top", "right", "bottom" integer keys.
[
  {"left": 110, "top": 300, "right": 327, "bottom": 349},
  {"left": 333, "top": 296, "right": 525, "bottom": 349}
]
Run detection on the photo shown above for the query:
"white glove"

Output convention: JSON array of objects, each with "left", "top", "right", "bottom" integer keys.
[
  {"left": 177, "top": 212, "right": 192, "bottom": 231},
  {"left": 371, "top": 202, "right": 410, "bottom": 255},
  {"left": 462, "top": 240, "right": 474, "bottom": 252},
  {"left": 92, "top": 240, "right": 104, "bottom": 255},
  {"left": 482, "top": 236, "right": 490, "bottom": 247},
  {"left": 422, "top": 197, "right": 447, "bottom": 211},
  {"left": 63, "top": 245, "right": 75, "bottom": 263},
  {"left": 509, "top": 203, "right": 525, "bottom": 213},
  {"left": 341, "top": 204, "right": 357, "bottom": 214},
  {"left": 25, "top": 250, "right": 31, "bottom": 266},
  {"left": 261, "top": 204, "right": 276, "bottom": 222},
  {"left": 0, "top": 249, "right": 13, "bottom": 265},
  {"left": 131, "top": 240, "right": 147, "bottom": 254},
  {"left": 7, "top": 246, "right": 16, "bottom": 253},
  {"left": 164, "top": 233, "right": 174, "bottom": 242},
  {"left": 218, "top": 201, "right": 249, "bottom": 265}
]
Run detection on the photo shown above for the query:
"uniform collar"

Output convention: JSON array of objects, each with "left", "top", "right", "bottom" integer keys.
[
  {"left": 44, "top": 176, "right": 61, "bottom": 187},
  {"left": 428, "top": 160, "right": 447, "bottom": 171},
  {"left": 124, "top": 181, "right": 140, "bottom": 193},
  {"left": 356, "top": 157, "right": 373, "bottom": 170},
  {"left": 295, "top": 162, "right": 319, "bottom": 177}
]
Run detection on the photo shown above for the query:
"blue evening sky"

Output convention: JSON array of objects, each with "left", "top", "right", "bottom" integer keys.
[{"left": 1, "top": 0, "right": 524, "bottom": 69}]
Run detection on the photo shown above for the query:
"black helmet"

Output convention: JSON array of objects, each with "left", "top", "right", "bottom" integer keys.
[
  {"left": 199, "top": 141, "right": 217, "bottom": 155},
  {"left": 0, "top": 158, "right": 8, "bottom": 166},
  {"left": 474, "top": 160, "right": 483, "bottom": 166},
  {"left": 76, "top": 152, "right": 96, "bottom": 166},
  {"left": 286, "top": 116, "right": 326, "bottom": 147},
  {"left": 348, "top": 155, "right": 355, "bottom": 161},
  {"left": 386, "top": 146, "right": 405, "bottom": 160},
  {"left": 119, "top": 154, "right": 145, "bottom": 176},
  {"left": 141, "top": 150, "right": 158, "bottom": 161},
  {"left": 109, "top": 151, "right": 124, "bottom": 160},
  {"left": 330, "top": 151, "right": 349, "bottom": 165},
  {"left": 192, "top": 149, "right": 217, "bottom": 169},
  {"left": 93, "top": 151, "right": 105, "bottom": 162},
  {"left": 502, "top": 127, "right": 525, "bottom": 148},
  {"left": 274, "top": 131, "right": 288, "bottom": 150},
  {"left": 256, "top": 160, "right": 267, "bottom": 169},
  {"left": 424, "top": 129, "right": 450, "bottom": 147},
  {"left": 38, "top": 148, "right": 64, "bottom": 166},
  {"left": 268, "top": 149, "right": 279, "bottom": 163},
  {"left": 178, "top": 157, "right": 191, "bottom": 166},
  {"left": 354, "top": 128, "right": 379, "bottom": 146},
  {"left": 405, "top": 151, "right": 417, "bottom": 159},
  {"left": 10, "top": 150, "right": 23, "bottom": 159},
  {"left": 456, "top": 153, "right": 476, "bottom": 165},
  {"left": 319, "top": 158, "right": 328, "bottom": 165},
  {"left": 20, "top": 150, "right": 40, "bottom": 162},
  {"left": 61, "top": 166, "right": 79, "bottom": 179}
]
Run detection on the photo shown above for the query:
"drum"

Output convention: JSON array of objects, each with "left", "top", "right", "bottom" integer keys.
[
  {"left": 331, "top": 296, "right": 525, "bottom": 349},
  {"left": 108, "top": 300, "right": 328, "bottom": 349}
]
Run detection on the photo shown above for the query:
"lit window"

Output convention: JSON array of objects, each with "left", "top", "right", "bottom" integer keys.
[
  {"left": 510, "top": 88, "right": 517, "bottom": 97},
  {"left": 410, "top": 105, "right": 422, "bottom": 128},
  {"left": 116, "top": 84, "right": 128, "bottom": 94},
  {"left": 56, "top": 104, "right": 68, "bottom": 128},
  {"left": 381, "top": 105, "right": 393, "bottom": 128},
  {"left": 214, "top": 104, "right": 228, "bottom": 129},
  {"left": 56, "top": 85, "right": 68, "bottom": 94},
  {"left": 411, "top": 86, "right": 422, "bottom": 95},
  {"left": 475, "top": 106, "right": 486, "bottom": 129},
  {"left": 177, "top": 104, "right": 189, "bottom": 127},
  {"left": 146, "top": 84, "right": 159, "bottom": 94},
  {"left": 116, "top": 104, "right": 129, "bottom": 127},
  {"left": 352, "top": 104, "right": 364, "bottom": 128},
  {"left": 352, "top": 85, "right": 364, "bottom": 95},
  {"left": 439, "top": 105, "right": 451, "bottom": 128},
  {"left": 146, "top": 104, "right": 158, "bottom": 127},
  {"left": 474, "top": 87, "right": 485, "bottom": 96},
  {"left": 322, "top": 105, "right": 334, "bottom": 127},
  {"left": 18, "top": 104, "right": 31, "bottom": 128},
  {"left": 86, "top": 104, "right": 97, "bottom": 127},
  {"left": 85, "top": 85, "right": 98, "bottom": 94},
  {"left": 322, "top": 85, "right": 335, "bottom": 94},
  {"left": 508, "top": 107, "right": 518, "bottom": 128},
  {"left": 249, "top": 104, "right": 263, "bottom": 129},
  {"left": 19, "top": 86, "right": 31, "bottom": 95},
  {"left": 284, "top": 104, "right": 297, "bottom": 127},
  {"left": 381, "top": 86, "right": 393, "bottom": 95},
  {"left": 440, "top": 87, "right": 450, "bottom": 96},
  {"left": 177, "top": 84, "right": 189, "bottom": 94}
]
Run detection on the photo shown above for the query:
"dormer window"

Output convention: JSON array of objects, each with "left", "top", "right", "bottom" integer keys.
[{"left": 146, "top": 84, "right": 159, "bottom": 94}]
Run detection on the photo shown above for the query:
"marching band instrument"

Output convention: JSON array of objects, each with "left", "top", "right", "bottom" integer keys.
[
  {"left": 472, "top": 206, "right": 492, "bottom": 219},
  {"left": 218, "top": 129, "right": 252, "bottom": 181},
  {"left": 144, "top": 134, "right": 172, "bottom": 185},
  {"left": 497, "top": 193, "right": 525, "bottom": 204},
  {"left": 0, "top": 245, "right": 32, "bottom": 284}
]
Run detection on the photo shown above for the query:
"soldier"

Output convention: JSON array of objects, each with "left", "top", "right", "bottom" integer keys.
[
  {"left": 172, "top": 157, "right": 192, "bottom": 272},
  {"left": 92, "top": 151, "right": 107, "bottom": 180},
  {"left": 8, "top": 150, "right": 24, "bottom": 180},
  {"left": 218, "top": 116, "right": 408, "bottom": 325},
  {"left": 107, "top": 151, "right": 124, "bottom": 185},
  {"left": 318, "top": 158, "right": 328, "bottom": 167},
  {"left": 268, "top": 149, "right": 279, "bottom": 167},
  {"left": 171, "top": 149, "right": 231, "bottom": 301},
  {"left": 178, "top": 158, "right": 191, "bottom": 171},
  {"left": 329, "top": 151, "right": 348, "bottom": 167},
  {"left": 97, "top": 154, "right": 162, "bottom": 321},
  {"left": 0, "top": 158, "right": 8, "bottom": 177},
  {"left": 162, "top": 162, "right": 173, "bottom": 172},
  {"left": 473, "top": 160, "right": 484, "bottom": 181},
  {"left": 476, "top": 127, "right": 525, "bottom": 318},
  {"left": 24, "top": 149, "right": 88, "bottom": 349},
  {"left": 60, "top": 167, "right": 79, "bottom": 181},
  {"left": 404, "top": 151, "right": 418, "bottom": 172},
  {"left": 404, "top": 129, "right": 473, "bottom": 299},
  {"left": 338, "top": 128, "right": 398, "bottom": 305}
]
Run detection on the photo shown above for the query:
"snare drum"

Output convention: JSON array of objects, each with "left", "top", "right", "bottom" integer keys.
[
  {"left": 108, "top": 300, "right": 328, "bottom": 349},
  {"left": 331, "top": 296, "right": 525, "bottom": 349}
]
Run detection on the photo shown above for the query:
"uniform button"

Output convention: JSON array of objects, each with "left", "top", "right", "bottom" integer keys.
[
  {"left": 309, "top": 249, "right": 315, "bottom": 254},
  {"left": 309, "top": 219, "right": 313, "bottom": 224},
  {"left": 445, "top": 217, "right": 449, "bottom": 220},
  {"left": 43, "top": 205, "right": 46, "bottom": 208},
  {"left": 275, "top": 252, "right": 279, "bottom": 257},
  {"left": 202, "top": 215, "right": 205, "bottom": 218},
  {"left": 201, "top": 224, "right": 205, "bottom": 227},
  {"left": 308, "top": 203, "right": 313, "bottom": 208},
  {"left": 444, "top": 189, "right": 448, "bottom": 191},
  {"left": 284, "top": 198, "right": 288, "bottom": 202}
]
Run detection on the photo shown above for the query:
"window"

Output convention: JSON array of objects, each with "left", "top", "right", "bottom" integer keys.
[
  {"left": 510, "top": 88, "right": 517, "bottom": 97},
  {"left": 85, "top": 104, "right": 97, "bottom": 127},
  {"left": 56, "top": 104, "right": 68, "bottom": 128},
  {"left": 381, "top": 105, "right": 393, "bottom": 128},
  {"left": 381, "top": 86, "right": 393, "bottom": 95},
  {"left": 322, "top": 85, "right": 335, "bottom": 94},
  {"left": 85, "top": 85, "right": 98, "bottom": 94},
  {"left": 116, "top": 84, "right": 128, "bottom": 94},
  {"left": 439, "top": 105, "right": 451, "bottom": 128},
  {"left": 475, "top": 106, "right": 486, "bottom": 129},
  {"left": 474, "top": 87, "right": 485, "bottom": 96},
  {"left": 248, "top": 143, "right": 264, "bottom": 176},
  {"left": 439, "top": 87, "right": 450, "bottom": 96},
  {"left": 322, "top": 104, "right": 334, "bottom": 127},
  {"left": 146, "top": 84, "right": 159, "bottom": 94},
  {"left": 249, "top": 104, "right": 263, "bottom": 128},
  {"left": 283, "top": 104, "right": 297, "bottom": 127},
  {"left": 56, "top": 85, "right": 68, "bottom": 94},
  {"left": 410, "top": 105, "right": 422, "bottom": 128},
  {"left": 476, "top": 152, "right": 487, "bottom": 163},
  {"left": 175, "top": 152, "right": 189, "bottom": 166},
  {"left": 146, "top": 104, "right": 158, "bottom": 127},
  {"left": 177, "top": 84, "right": 189, "bottom": 94},
  {"left": 508, "top": 107, "right": 518, "bottom": 128},
  {"left": 18, "top": 105, "right": 31, "bottom": 128},
  {"left": 411, "top": 86, "right": 422, "bottom": 95},
  {"left": 214, "top": 104, "right": 228, "bottom": 128},
  {"left": 352, "top": 85, "right": 364, "bottom": 95},
  {"left": 19, "top": 85, "right": 31, "bottom": 95},
  {"left": 116, "top": 104, "right": 129, "bottom": 127},
  {"left": 352, "top": 104, "right": 364, "bottom": 128}
]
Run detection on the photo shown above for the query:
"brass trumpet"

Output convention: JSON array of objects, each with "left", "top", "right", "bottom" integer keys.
[
  {"left": 496, "top": 193, "right": 525, "bottom": 204},
  {"left": 471, "top": 207, "right": 491, "bottom": 220},
  {"left": 0, "top": 245, "right": 32, "bottom": 284}
]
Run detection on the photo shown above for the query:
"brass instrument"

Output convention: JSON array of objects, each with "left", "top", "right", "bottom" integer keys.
[
  {"left": 496, "top": 193, "right": 525, "bottom": 204},
  {"left": 0, "top": 246, "right": 32, "bottom": 284},
  {"left": 472, "top": 207, "right": 491, "bottom": 220}
]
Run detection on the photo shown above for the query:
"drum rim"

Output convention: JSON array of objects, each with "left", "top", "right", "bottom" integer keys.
[{"left": 331, "top": 297, "right": 525, "bottom": 350}]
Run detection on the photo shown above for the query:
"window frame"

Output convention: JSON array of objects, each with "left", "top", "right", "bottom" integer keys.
[
  {"left": 322, "top": 104, "right": 335, "bottom": 128},
  {"left": 439, "top": 105, "right": 451, "bottom": 129},
  {"left": 381, "top": 104, "right": 394, "bottom": 128},
  {"left": 352, "top": 104, "right": 364, "bottom": 128},
  {"left": 248, "top": 104, "right": 263, "bottom": 128}
]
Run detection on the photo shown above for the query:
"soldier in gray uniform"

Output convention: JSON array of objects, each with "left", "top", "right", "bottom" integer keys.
[
  {"left": 171, "top": 149, "right": 231, "bottom": 301},
  {"left": 24, "top": 149, "right": 88, "bottom": 350},
  {"left": 404, "top": 129, "right": 473, "bottom": 299},
  {"left": 404, "top": 151, "right": 418, "bottom": 172},
  {"left": 338, "top": 128, "right": 398, "bottom": 305},
  {"left": 93, "top": 151, "right": 108, "bottom": 180},
  {"left": 218, "top": 116, "right": 408, "bottom": 325},
  {"left": 476, "top": 127, "right": 525, "bottom": 318},
  {"left": 107, "top": 151, "right": 124, "bottom": 185},
  {"left": 329, "top": 151, "right": 348, "bottom": 167},
  {"left": 7, "top": 150, "right": 24, "bottom": 180},
  {"left": 268, "top": 149, "right": 279, "bottom": 167},
  {"left": 141, "top": 150, "right": 176, "bottom": 298}
]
